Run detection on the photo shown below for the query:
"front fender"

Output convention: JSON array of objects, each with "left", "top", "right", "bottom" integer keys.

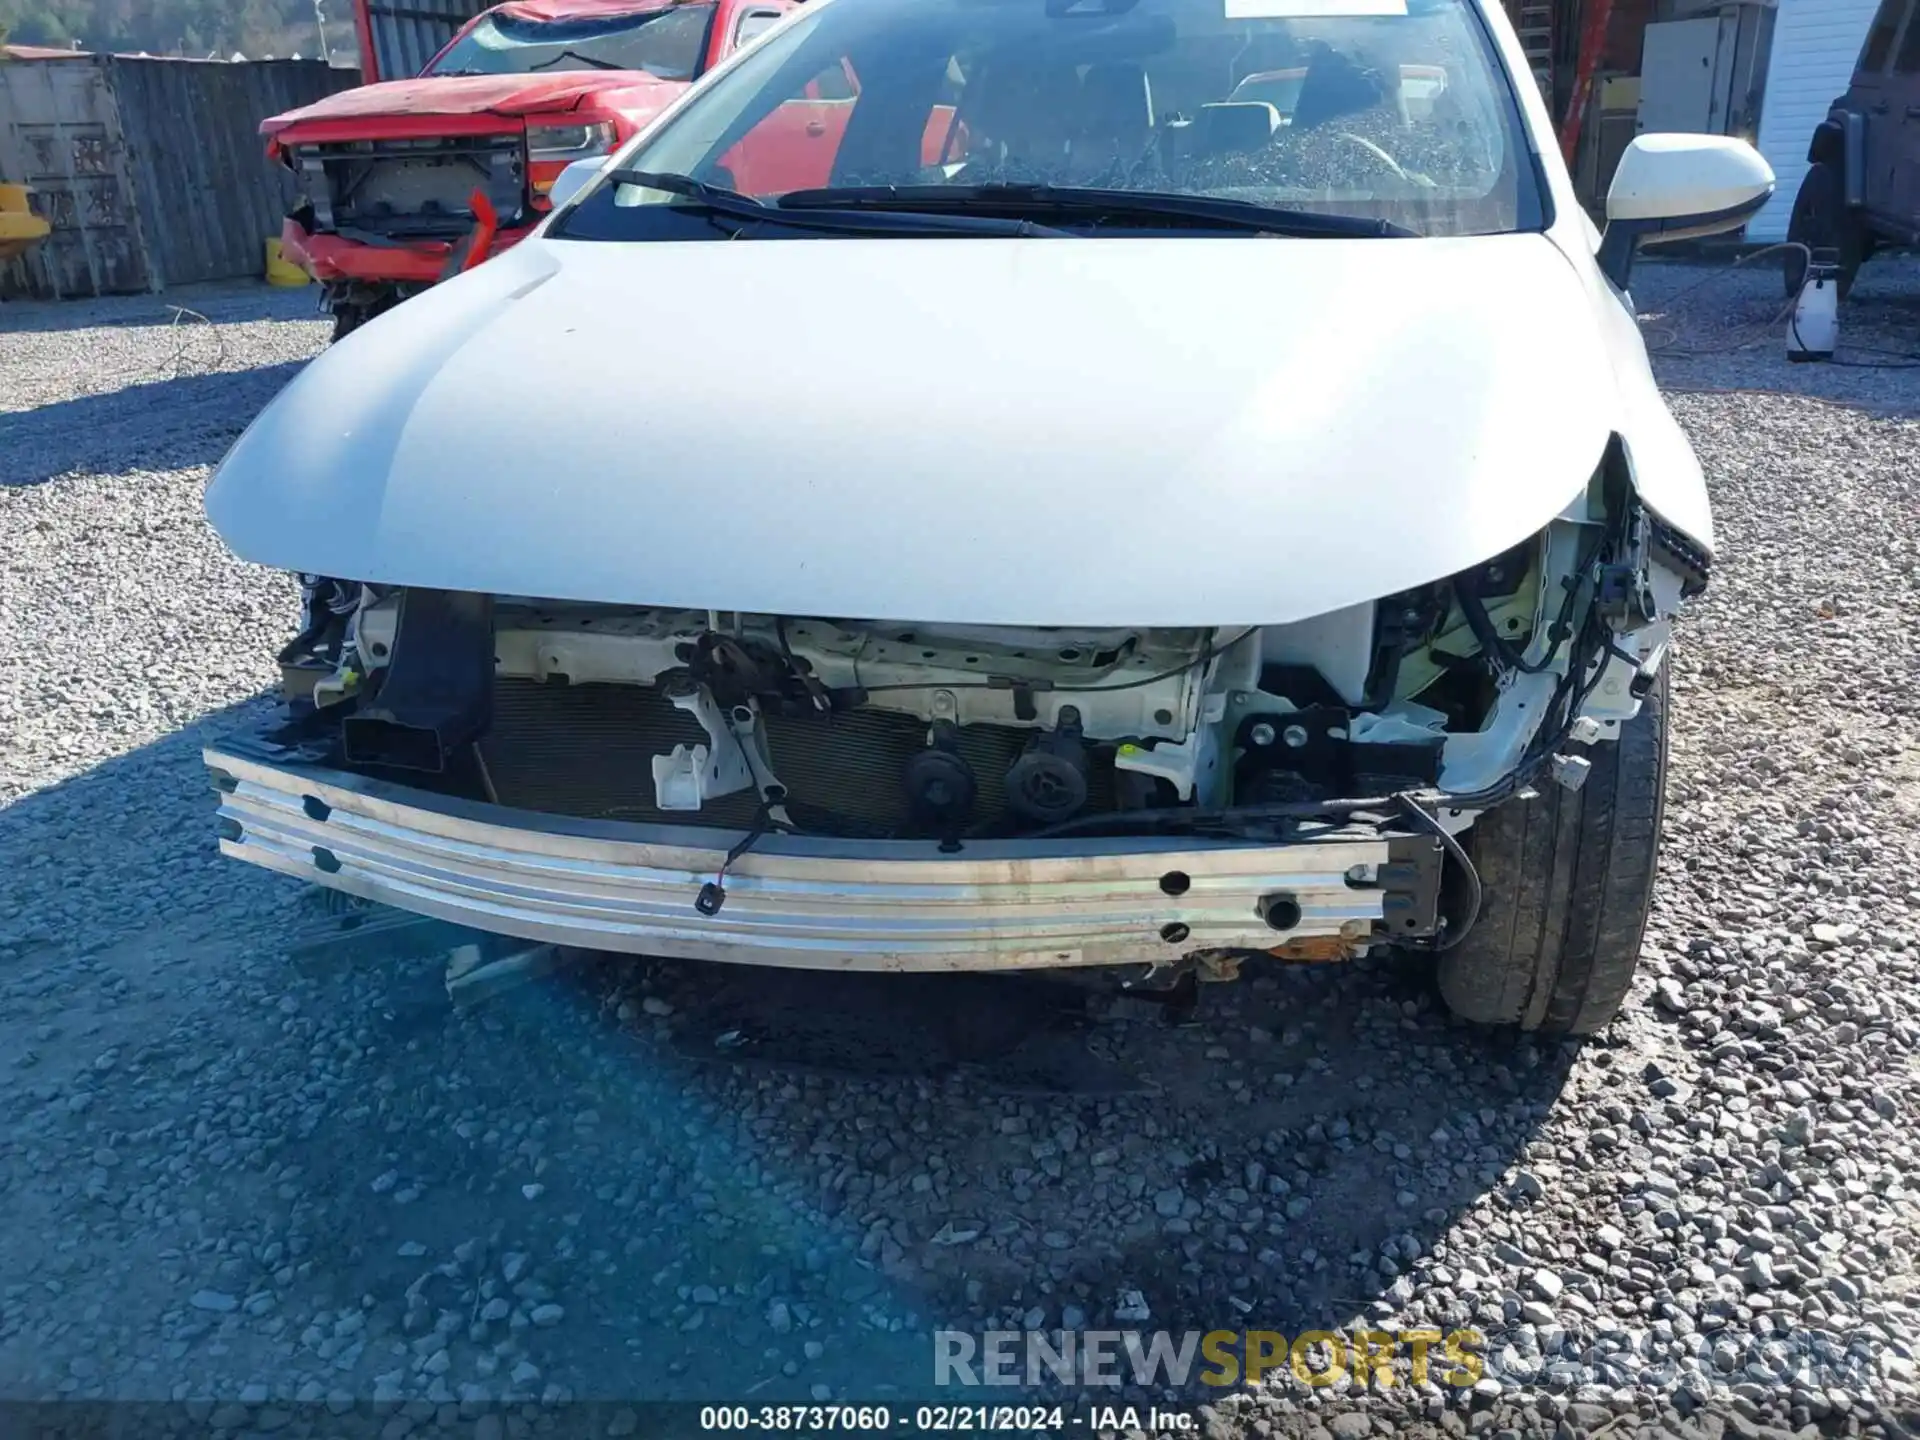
[{"left": 1546, "top": 221, "right": 1715, "bottom": 557}]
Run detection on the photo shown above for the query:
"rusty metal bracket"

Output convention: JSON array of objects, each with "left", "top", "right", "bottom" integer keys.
[
  {"left": 1265, "top": 927, "right": 1369, "bottom": 963},
  {"left": 1194, "top": 950, "right": 1244, "bottom": 982}
]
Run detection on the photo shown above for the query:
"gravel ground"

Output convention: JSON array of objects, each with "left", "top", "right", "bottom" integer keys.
[
  {"left": 5, "top": 258, "right": 1920, "bottom": 1439},
  {"left": 1634, "top": 251, "right": 1920, "bottom": 414}
]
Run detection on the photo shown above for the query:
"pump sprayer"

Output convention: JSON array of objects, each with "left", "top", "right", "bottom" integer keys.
[{"left": 1787, "top": 245, "right": 1840, "bottom": 363}]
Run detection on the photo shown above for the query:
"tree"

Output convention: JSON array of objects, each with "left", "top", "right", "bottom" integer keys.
[{"left": 0, "top": 0, "right": 352, "bottom": 58}]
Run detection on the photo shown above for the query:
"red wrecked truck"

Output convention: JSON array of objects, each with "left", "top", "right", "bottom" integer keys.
[{"left": 264, "top": 0, "right": 809, "bottom": 339}]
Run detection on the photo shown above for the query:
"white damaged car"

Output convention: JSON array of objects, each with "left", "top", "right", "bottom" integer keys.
[{"left": 203, "top": 0, "right": 1772, "bottom": 1034}]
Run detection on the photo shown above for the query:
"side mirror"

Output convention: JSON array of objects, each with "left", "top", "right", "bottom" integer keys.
[
  {"left": 1597, "top": 134, "right": 1774, "bottom": 290},
  {"left": 548, "top": 156, "right": 608, "bottom": 214}
]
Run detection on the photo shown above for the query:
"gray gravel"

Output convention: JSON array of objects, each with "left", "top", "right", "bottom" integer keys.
[
  {"left": 5, "top": 265, "right": 1920, "bottom": 1437},
  {"left": 1635, "top": 249, "right": 1920, "bottom": 415}
]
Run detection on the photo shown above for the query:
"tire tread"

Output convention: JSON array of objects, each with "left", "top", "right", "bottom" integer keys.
[{"left": 1436, "top": 668, "right": 1667, "bottom": 1036}]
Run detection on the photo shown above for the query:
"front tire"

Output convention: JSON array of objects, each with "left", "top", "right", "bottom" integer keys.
[
  {"left": 1784, "top": 161, "right": 1863, "bottom": 300},
  {"left": 329, "top": 290, "right": 400, "bottom": 344},
  {"left": 1436, "top": 665, "right": 1668, "bottom": 1036}
]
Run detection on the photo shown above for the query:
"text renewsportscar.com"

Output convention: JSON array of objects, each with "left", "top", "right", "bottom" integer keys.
[
  {"left": 932, "top": 1326, "right": 1884, "bottom": 1394},
  {"left": 935, "top": 1329, "right": 1486, "bottom": 1390}
]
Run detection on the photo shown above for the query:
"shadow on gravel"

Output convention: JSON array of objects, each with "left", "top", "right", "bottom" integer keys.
[
  {"left": 0, "top": 286, "right": 321, "bottom": 334},
  {"left": 585, "top": 955, "right": 1579, "bottom": 1361},
  {"left": 0, "top": 361, "right": 307, "bottom": 487},
  {"left": 197, "top": 823, "right": 1579, "bottom": 1403},
  {"left": 2, "top": 700, "right": 1575, "bottom": 1407},
  {"left": 0, "top": 301, "right": 214, "bottom": 336},
  {"left": 0, "top": 696, "right": 286, "bottom": 959}
]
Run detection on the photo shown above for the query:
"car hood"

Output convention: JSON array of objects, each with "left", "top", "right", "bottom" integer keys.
[
  {"left": 260, "top": 71, "right": 680, "bottom": 134},
  {"left": 210, "top": 232, "right": 1635, "bottom": 627}
]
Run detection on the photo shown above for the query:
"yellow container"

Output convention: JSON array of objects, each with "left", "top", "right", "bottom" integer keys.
[
  {"left": 0, "top": 183, "right": 51, "bottom": 265},
  {"left": 265, "top": 237, "right": 311, "bottom": 287}
]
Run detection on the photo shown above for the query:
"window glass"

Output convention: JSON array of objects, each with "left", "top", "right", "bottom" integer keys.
[
  {"left": 1893, "top": 2, "right": 1920, "bottom": 73},
  {"left": 568, "top": 0, "right": 1542, "bottom": 237},
  {"left": 1860, "top": 0, "right": 1910, "bottom": 73},
  {"left": 429, "top": 6, "right": 716, "bottom": 81},
  {"left": 814, "top": 57, "right": 858, "bottom": 102},
  {"left": 734, "top": 10, "right": 784, "bottom": 50}
]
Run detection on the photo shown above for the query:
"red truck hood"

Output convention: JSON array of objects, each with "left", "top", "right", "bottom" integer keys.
[{"left": 261, "top": 70, "right": 683, "bottom": 137}]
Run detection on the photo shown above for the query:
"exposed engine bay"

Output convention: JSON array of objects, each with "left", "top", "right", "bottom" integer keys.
[
  {"left": 267, "top": 466, "right": 1705, "bottom": 914},
  {"left": 287, "top": 137, "right": 530, "bottom": 244}
]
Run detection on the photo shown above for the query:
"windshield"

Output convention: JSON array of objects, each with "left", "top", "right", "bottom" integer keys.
[
  {"left": 559, "top": 0, "right": 1542, "bottom": 238},
  {"left": 428, "top": 5, "right": 716, "bottom": 80}
]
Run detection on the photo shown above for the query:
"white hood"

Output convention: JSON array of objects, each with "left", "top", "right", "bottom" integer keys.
[{"left": 208, "top": 231, "right": 1626, "bottom": 627}]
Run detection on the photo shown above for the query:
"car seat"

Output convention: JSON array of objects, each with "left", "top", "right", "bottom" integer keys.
[
  {"left": 964, "top": 53, "right": 1081, "bottom": 176},
  {"left": 1068, "top": 62, "right": 1155, "bottom": 178},
  {"left": 1289, "top": 46, "right": 1388, "bottom": 131},
  {"left": 1190, "top": 100, "right": 1281, "bottom": 158}
]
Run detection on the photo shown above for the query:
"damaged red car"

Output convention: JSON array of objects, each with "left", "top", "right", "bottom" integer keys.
[{"left": 263, "top": 0, "right": 805, "bottom": 338}]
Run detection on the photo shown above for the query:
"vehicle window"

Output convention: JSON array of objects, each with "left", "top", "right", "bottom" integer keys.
[
  {"left": 1230, "top": 71, "right": 1306, "bottom": 113},
  {"left": 563, "top": 0, "right": 1542, "bottom": 238},
  {"left": 1859, "top": 0, "right": 1909, "bottom": 73},
  {"left": 814, "top": 56, "right": 858, "bottom": 101},
  {"left": 1230, "top": 63, "right": 1446, "bottom": 122},
  {"left": 1894, "top": 3, "right": 1920, "bottom": 73},
  {"left": 429, "top": 5, "right": 718, "bottom": 81},
  {"left": 733, "top": 9, "right": 785, "bottom": 50},
  {"left": 708, "top": 56, "right": 867, "bottom": 193}
]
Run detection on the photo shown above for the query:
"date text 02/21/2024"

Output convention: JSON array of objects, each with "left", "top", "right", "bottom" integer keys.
[{"left": 697, "top": 1404, "right": 1194, "bottom": 1431}]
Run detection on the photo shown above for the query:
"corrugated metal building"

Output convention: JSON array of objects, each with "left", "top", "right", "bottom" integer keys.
[
  {"left": 0, "top": 52, "right": 356, "bottom": 299},
  {"left": 353, "top": 0, "right": 491, "bottom": 83},
  {"left": 1748, "top": 0, "right": 1879, "bottom": 241}
]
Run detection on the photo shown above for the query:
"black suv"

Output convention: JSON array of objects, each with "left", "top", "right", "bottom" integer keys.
[{"left": 1786, "top": 0, "right": 1920, "bottom": 296}]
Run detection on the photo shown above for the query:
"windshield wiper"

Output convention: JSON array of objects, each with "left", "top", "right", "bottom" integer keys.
[
  {"left": 601, "top": 170, "right": 1068, "bottom": 237},
  {"left": 776, "top": 183, "right": 1416, "bottom": 238},
  {"left": 607, "top": 170, "right": 768, "bottom": 213}
]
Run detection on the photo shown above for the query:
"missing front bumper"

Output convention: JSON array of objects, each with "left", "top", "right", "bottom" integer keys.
[{"left": 205, "top": 744, "right": 1442, "bottom": 974}]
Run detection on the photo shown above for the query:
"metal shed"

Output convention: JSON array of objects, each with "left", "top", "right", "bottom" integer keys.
[
  {"left": 0, "top": 52, "right": 357, "bottom": 300},
  {"left": 1748, "top": 0, "right": 1880, "bottom": 242},
  {"left": 352, "top": 0, "right": 492, "bottom": 83}
]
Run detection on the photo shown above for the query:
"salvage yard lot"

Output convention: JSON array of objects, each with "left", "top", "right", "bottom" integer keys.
[{"left": 4, "top": 260, "right": 1920, "bottom": 1435}]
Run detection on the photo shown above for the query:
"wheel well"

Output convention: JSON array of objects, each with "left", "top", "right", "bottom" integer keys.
[{"left": 1807, "top": 120, "right": 1845, "bottom": 172}]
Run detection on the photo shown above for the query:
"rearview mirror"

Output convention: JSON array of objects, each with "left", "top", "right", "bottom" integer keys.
[
  {"left": 548, "top": 156, "right": 608, "bottom": 214},
  {"left": 1597, "top": 134, "right": 1774, "bottom": 290}
]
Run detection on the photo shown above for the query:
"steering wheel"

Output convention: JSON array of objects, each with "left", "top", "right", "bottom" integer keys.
[{"left": 1330, "top": 130, "right": 1409, "bottom": 181}]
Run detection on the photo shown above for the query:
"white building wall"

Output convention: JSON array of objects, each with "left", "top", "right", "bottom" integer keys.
[{"left": 1748, "top": 0, "right": 1880, "bottom": 241}]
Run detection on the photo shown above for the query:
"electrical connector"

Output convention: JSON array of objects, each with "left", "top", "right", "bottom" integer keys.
[{"left": 1548, "top": 753, "right": 1592, "bottom": 792}]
